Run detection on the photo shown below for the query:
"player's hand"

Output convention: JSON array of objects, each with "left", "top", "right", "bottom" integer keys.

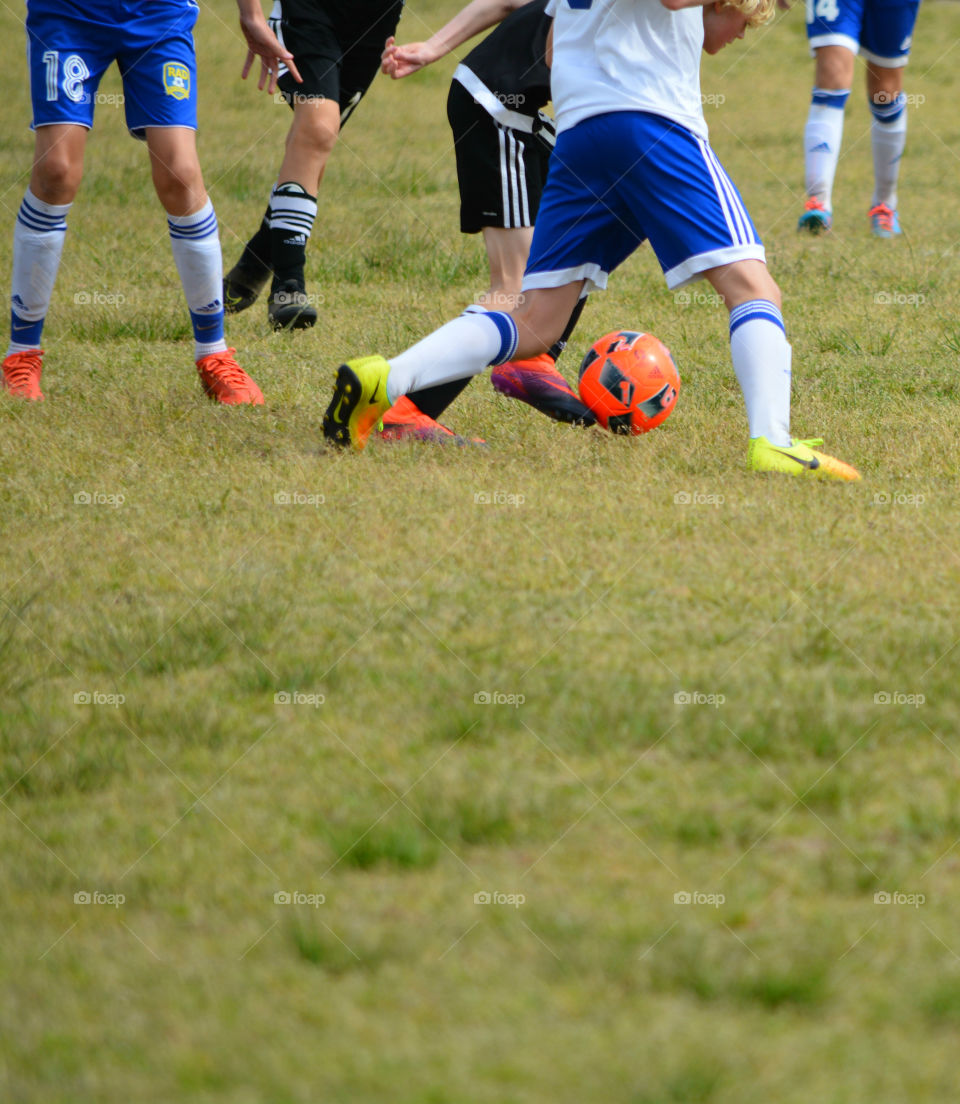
[
  {"left": 239, "top": 10, "right": 303, "bottom": 92},
  {"left": 381, "top": 36, "right": 437, "bottom": 79}
]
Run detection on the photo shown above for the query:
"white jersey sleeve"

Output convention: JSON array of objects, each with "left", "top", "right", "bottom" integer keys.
[{"left": 549, "top": 0, "right": 708, "bottom": 139}]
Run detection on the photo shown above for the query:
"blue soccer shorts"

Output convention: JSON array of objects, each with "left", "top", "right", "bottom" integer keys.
[
  {"left": 522, "top": 110, "right": 765, "bottom": 294},
  {"left": 26, "top": 0, "right": 200, "bottom": 135},
  {"left": 806, "top": 0, "right": 920, "bottom": 67}
]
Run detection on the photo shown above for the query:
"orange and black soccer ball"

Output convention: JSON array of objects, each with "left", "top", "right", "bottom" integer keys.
[{"left": 578, "top": 330, "right": 680, "bottom": 435}]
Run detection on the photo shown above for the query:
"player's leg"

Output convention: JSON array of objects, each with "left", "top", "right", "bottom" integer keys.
[
  {"left": 261, "top": 94, "right": 339, "bottom": 329},
  {"left": 3, "top": 0, "right": 108, "bottom": 400},
  {"left": 323, "top": 115, "right": 630, "bottom": 449},
  {"left": 623, "top": 111, "right": 857, "bottom": 479},
  {"left": 861, "top": 0, "right": 919, "bottom": 236},
  {"left": 322, "top": 283, "right": 581, "bottom": 450},
  {"left": 119, "top": 4, "right": 262, "bottom": 405},
  {"left": 143, "top": 127, "right": 262, "bottom": 405},
  {"left": 800, "top": 45, "right": 855, "bottom": 232},
  {"left": 800, "top": 0, "right": 864, "bottom": 232}
]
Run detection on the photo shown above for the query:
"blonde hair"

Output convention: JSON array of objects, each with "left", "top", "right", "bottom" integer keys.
[{"left": 722, "top": 0, "right": 776, "bottom": 27}]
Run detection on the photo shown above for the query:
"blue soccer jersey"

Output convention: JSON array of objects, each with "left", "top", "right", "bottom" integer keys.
[
  {"left": 805, "top": 0, "right": 921, "bottom": 66},
  {"left": 26, "top": 0, "right": 200, "bottom": 135}
]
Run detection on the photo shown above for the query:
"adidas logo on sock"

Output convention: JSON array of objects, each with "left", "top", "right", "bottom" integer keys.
[{"left": 809, "top": 142, "right": 831, "bottom": 153}]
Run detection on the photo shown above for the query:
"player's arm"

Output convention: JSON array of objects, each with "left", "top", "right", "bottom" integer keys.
[
  {"left": 236, "top": 0, "right": 303, "bottom": 92},
  {"left": 382, "top": 0, "right": 532, "bottom": 79}
]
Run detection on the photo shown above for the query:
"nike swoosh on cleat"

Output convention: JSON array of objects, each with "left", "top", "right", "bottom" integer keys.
[{"left": 771, "top": 448, "right": 820, "bottom": 470}]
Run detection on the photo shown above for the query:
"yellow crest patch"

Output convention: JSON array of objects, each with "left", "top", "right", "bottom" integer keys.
[{"left": 163, "top": 62, "right": 190, "bottom": 101}]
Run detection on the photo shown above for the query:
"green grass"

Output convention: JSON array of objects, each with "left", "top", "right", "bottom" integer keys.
[{"left": 3, "top": 2, "right": 960, "bottom": 1101}]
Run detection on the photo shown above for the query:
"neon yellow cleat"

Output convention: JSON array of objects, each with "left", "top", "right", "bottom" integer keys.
[
  {"left": 748, "top": 436, "right": 861, "bottom": 481},
  {"left": 322, "top": 355, "right": 392, "bottom": 451}
]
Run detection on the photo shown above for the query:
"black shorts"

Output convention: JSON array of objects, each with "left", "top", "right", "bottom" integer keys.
[
  {"left": 446, "top": 78, "right": 551, "bottom": 235},
  {"left": 270, "top": 0, "right": 404, "bottom": 123}
]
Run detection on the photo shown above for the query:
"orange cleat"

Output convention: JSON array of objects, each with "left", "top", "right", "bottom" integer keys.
[
  {"left": 491, "top": 353, "right": 594, "bottom": 424},
  {"left": 2, "top": 349, "right": 44, "bottom": 401},
  {"left": 196, "top": 347, "right": 264, "bottom": 405},
  {"left": 378, "top": 395, "right": 484, "bottom": 445}
]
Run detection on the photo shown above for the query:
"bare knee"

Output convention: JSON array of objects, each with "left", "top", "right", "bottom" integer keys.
[
  {"left": 705, "top": 260, "right": 781, "bottom": 311},
  {"left": 31, "top": 151, "right": 83, "bottom": 204},
  {"left": 814, "top": 45, "right": 855, "bottom": 90},
  {"left": 151, "top": 153, "right": 205, "bottom": 215}
]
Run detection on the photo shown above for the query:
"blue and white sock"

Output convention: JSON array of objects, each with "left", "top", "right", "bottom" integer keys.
[
  {"left": 167, "top": 199, "right": 228, "bottom": 360},
  {"left": 870, "top": 91, "right": 907, "bottom": 210},
  {"left": 729, "top": 299, "right": 791, "bottom": 447},
  {"left": 7, "top": 188, "right": 71, "bottom": 357},
  {"left": 385, "top": 305, "right": 518, "bottom": 404},
  {"left": 804, "top": 88, "right": 849, "bottom": 210}
]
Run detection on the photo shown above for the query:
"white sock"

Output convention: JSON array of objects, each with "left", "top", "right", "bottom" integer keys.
[
  {"left": 7, "top": 188, "right": 71, "bottom": 357},
  {"left": 804, "top": 90, "right": 849, "bottom": 209},
  {"left": 729, "top": 300, "right": 791, "bottom": 446},
  {"left": 167, "top": 198, "right": 227, "bottom": 360},
  {"left": 870, "top": 93, "right": 907, "bottom": 209},
  {"left": 386, "top": 306, "right": 518, "bottom": 403}
]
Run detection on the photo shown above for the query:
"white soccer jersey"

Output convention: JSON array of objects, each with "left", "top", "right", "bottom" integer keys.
[{"left": 545, "top": 0, "right": 707, "bottom": 138}]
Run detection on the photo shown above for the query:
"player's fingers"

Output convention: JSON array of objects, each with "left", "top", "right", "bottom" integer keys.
[
  {"left": 241, "top": 48, "right": 255, "bottom": 81},
  {"left": 283, "top": 53, "right": 303, "bottom": 83}
]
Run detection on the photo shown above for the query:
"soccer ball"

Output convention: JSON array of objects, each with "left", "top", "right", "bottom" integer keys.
[{"left": 578, "top": 330, "right": 680, "bottom": 435}]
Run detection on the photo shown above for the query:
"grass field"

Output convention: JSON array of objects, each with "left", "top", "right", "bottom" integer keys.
[{"left": 3, "top": 2, "right": 960, "bottom": 1101}]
